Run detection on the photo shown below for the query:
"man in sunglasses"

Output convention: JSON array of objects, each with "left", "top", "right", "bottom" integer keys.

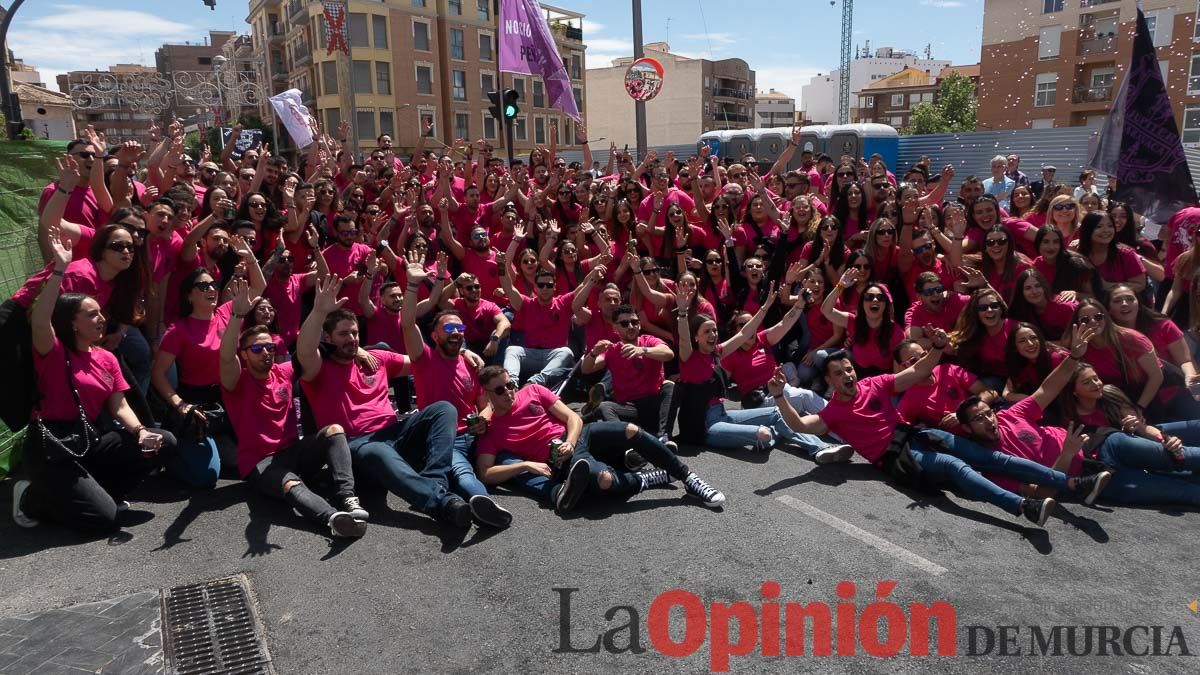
[
  {"left": 39, "top": 139, "right": 104, "bottom": 247},
  {"left": 473, "top": 366, "right": 726, "bottom": 512},
  {"left": 220, "top": 280, "right": 369, "bottom": 539},
  {"left": 900, "top": 230, "right": 959, "bottom": 302},
  {"left": 501, "top": 268, "right": 578, "bottom": 390},
  {"left": 904, "top": 272, "right": 971, "bottom": 345},
  {"left": 264, "top": 227, "right": 327, "bottom": 349},
  {"left": 636, "top": 164, "right": 696, "bottom": 232},
  {"left": 321, "top": 214, "right": 374, "bottom": 316},
  {"left": 893, "top": 340, "right": 998, "bottom": 431},
  {"left": 442, "top": 273, "right": 510, "bottom": 364},
  {"left": 401, "top": 263, "right": 512, "bottom": 528},
  {"left": 581, "top": 305, "right": 679, "bottom": 449},
  {"left": 299, "top": 276, "right": 473, "bottom": 531},
  {"left": 441, "top": 220, "right": 503, "bottom": 303}
]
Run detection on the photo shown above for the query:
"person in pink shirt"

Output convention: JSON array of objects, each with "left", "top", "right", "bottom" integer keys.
[
  {"left": 219, "top": 280, "right": 368, "bottom": 539},
  {"left": 401, "top": 260, "right": 511, "bottom": 528},
  {"left": 262, "top": 226, "right": 327, "bottom": 349},
  {"left": 894, "top": 340, "right": 997, "bottom": 430},
  {"left": 582, "top": 304, "right": 677, "bottom": 445},
  {"left": 12, "top": 234, "right": 172, "bottom": 533},
  {"left": 721, "top": 285, "right": 806, "bottom": 407},
  {"left": 1002, "top": 322, "right": 1070, "bottom": 402},
  {"left": 1007, "top": 268, "right": 1077, "bottom": 341},
  {"left": 1107, "top": 284, "right": 1200, "bottom": 406},
  {"left": 905, "top": 273, "right": 971, "bottom": 344},
  {"left": 822, "top": 271, "right": 904, "bottom": 377},
  {"left": 950, "top": 288, "right": 1017, "bottom": 384},
  {"left": 442, "top": 273, "right": 511, "bottom": 363},
  {"left": 440, "top": 217, "right": 503, "bottom": 301},
  {"left": 473, "top": 367, "right": 725, "bottom": 512},
  {"left": 321, "top": 214, "right": 375, "bottom": 316},
  {"left": 1073, "top": 299, "right": 1166, "bottom": 416},
  {"left": 636, "top": 166, "right": 696, "bottom": 236},
  {"left": 1076, "top": 211, "right": 1148, "bottom": 295},
  {"left": 500, "top": 242, "right": 579, "bottom": 389},
  {"left": 979, "top": 226, "right": 1031, "bottom": 305},
  {"left": 297, "top": 276, "right": 473, "bottom": 532}
]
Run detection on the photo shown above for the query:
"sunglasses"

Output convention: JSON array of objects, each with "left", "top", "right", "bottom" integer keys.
[
  {"left": 836, "top": 171, "right": 855, "bottom": 178},
  {"left": 851, "top": 263, "right": 870, "bottom": 270},
  {"left": 490, "top": 381, "right": 518, "bottom": 395},
  {"left": 239, "top": 174, "right": 255, "bottom": 180},
  {"left": 876, "top": 228, "right": 896, "bottom": 236},
  {"left": 744, "top": 263, "right": 764, "bottom": 270},
  {"left": 705, "top": 258, "right": 722, "bottom": 265},
  {"left": 976, "top": 301, "right": 1004, "bottom": 313},
  {"left": 318, "top": 188, "right": 335, "bottom": 195},
  {"left": 617, "top": 319, "right": 640, "bottom": 327},
  {"left": 864, "top": 292, "right": 887, "bottom": 303},
  {"left": 279, "top": 256, "right": 295, "bottom": 264},
  {"left": 129, "top": 227, "right": 149, "bottom": 239},
  {"left": 202, "top": 167, "right": 217, "bottom": 174},
  {"left": 442, "top": 322, "right": 466, "bottom": 334},
  {"left": 912, "top": 242, "right": 935, "bottom": 254},
  {"left": 920, "top": 285, "right": 945, "bottom": 296},
  {"left": 872, "top": 184, "right": 887, "bottom": 191},
  {"left": 536, "top": 282, "right": 555, "bottom": 289},
  {"left": 249, "top": 202, "right": 268, "bottom": 209},
  {"left": 459, "top": 284, "right": 481, "bottom": 291},
  {"left": 365, "top": 209, "right": 382, "bottom": 215},
  {"left": 819, "top": 223, "right": 839, "bottom": 232},
  {"left": 1053, "top": 203, "right": 1076, "bottom": 211},
  {"left": 985, "top": 238, "right": 1009, "bottom": 247},
  {"left": 1077, "top": 313, "right": 1106, "bottom": 325},
  {"left": 245, "top": 343, "right": 276, "bottom": 354},
  {"left": 643, "top": 267, "right": 661, "bottom": 274},
  {"left": 339, "top": 229, "right": 359, "bottom": 236},
  {"left": 72, "top": 151, "right": 96, "bottom": 160},
  {"left": 470, "top": 231, "right": 489, "bottom": 240},
  {"left": 785, "top": 183, "right": 803, "bottom": 190},
  {"left": 106, "top": 242, "right": 136, "bottom": 253},
  {"left": 193, "top": 280, "right": 219, "bottom": 292}
]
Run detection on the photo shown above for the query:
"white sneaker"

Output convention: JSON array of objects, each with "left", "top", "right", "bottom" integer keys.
[
  {"left": 328, "top": 511, "right": 368, "bottom": 538},
  {"left": 814, "top": 444, "right": 855, "bottom": 464},
  {"left": 12, "top": 480, "right": 39, "bottom": 528},
  {"left": 115, "top": 500, "right": 131, "bottom": 513}
]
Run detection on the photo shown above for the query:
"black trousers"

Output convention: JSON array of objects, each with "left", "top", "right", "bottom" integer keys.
[
  {"left": 594, "top": 381, "right": 677, "bottom": 439},
  {"left": 246, "top": 429, "right": 355, "bottom": 523}
]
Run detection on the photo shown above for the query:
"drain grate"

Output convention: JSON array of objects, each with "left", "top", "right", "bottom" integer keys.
[{"left": 162, "top": 575, "right": 274, "bottom": 675}]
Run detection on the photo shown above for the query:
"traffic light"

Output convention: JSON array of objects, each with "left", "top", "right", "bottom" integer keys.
[
  {"left": 502, "top": 89, "right": 520, "bottom": 120},
  {"left": 487, "top": 90, "right": 503, "bottom": 120},
  {"left": 202, "top": 0, "right": 217, "bottom": 9}
]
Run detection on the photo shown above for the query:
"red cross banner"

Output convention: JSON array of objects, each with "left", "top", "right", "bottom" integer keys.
[{"left": 323, "top": 1, "right": 350, "bottom": 55}]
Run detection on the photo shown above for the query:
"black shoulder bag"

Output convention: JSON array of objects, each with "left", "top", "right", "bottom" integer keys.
[{"left": 32, "top": 351, "right": 100, "bottom": 463}]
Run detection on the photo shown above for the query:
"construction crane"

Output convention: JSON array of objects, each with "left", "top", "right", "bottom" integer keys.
[{"left": 834, "top": 0, "right": 854, "bottom": 124}]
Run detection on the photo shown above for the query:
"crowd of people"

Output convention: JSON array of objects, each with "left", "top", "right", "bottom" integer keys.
[{"left": 4, "top": 117, "right": 1200, "bottom": 541}]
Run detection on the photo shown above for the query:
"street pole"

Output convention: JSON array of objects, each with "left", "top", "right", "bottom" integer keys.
[
  {"left": 212, "top": 57, "right": 226, "bottom": 151},
  {"left": 0, "top": 0, "right": 29, "bottom": 140},
  {"left": 632, "top": 0, "right": 647, "bottom": 160}
]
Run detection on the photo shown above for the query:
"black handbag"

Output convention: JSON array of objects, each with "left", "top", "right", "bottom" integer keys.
[{"left": 31, "top": 351, "right": 100, "bottom": 462}]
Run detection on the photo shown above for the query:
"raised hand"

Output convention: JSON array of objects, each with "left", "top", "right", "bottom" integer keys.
[
  {"left": 767, "top": 366, "right": 787, "bottom": 397},
  {"left": 55, "top": 154, "right": 82, "bottom": 191},
  {"left": 1063, "top": 422, "right": 1089, "bottom": 457},
  {"left": 313, "top": 274, "right": 347, "bottom": 313},
  {"left": 838, "top": 267, "right": 860, "bottom": 289},
  {"left": 230, "top": 278, "right": 259, "bottom": 318},
  {"left": 1068, "top": 322, "right": 1096, "bottom": 358},
  {"left": 405, "top": 250, "right": 429, "bottom": 283},
  {"left": 46, "top": 223, "right": 73, "bottom": 268},
  {"left": 675, "top": 287, "right": 693, "bottom": 312},
  {"left": 927, "top": 327, "right": 950, "bottom": 350}
]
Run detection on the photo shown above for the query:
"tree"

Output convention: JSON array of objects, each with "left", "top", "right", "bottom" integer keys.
[{"left": 904, "top": 72, "right": 977, "bottom": 135}]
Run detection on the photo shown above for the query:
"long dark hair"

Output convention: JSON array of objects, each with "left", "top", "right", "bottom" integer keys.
[
  {"left": 88, "top": 223, "right": 146, "bottom": 324},
  {"left": 1077, "top": 211, "right": 1119, "bottom": 261},
  {"left": 1107, "top": 283, "right": 1168, "bottom": 336},
  {"left": 1007, "top": 267, "right": 1053, "bottom": 328},
  {"left": 51, "top": 292, "right": 91, "bottom": 352},
  {"left": 808, "top": 215, "right": 847, "bottom": 271},
  {"left": 238, "top": 191, "right": 285, "bottom": 231},
  {"left": 1057, "top": 363, "right": 1140, "bottom": 428},
  {"left": 833, "top": 181, "right": 868, "bottom": 230},
  {"left": 950, "top": 288, "right": 1007, "bottom": 363},
  {"left": 1107, "top": 201, "right": 1140, "bottom": 248},
  {"left": 1004, "top": 321, "right": 1053, "bottom": 393},
  {"left": 980, "top": 224, "right": 1021, "bottom": 286},
  {"left": 1072, "top": 297, "right": 1137, "bottom": 385},
  {"left": 178, "top": 267, "right": 215, "bottom": 319},
  {"left": 853, "top": 282, "right": 896, "bottom": 351},
  {"left": 1034, "top": 224, "right": 1090, "bottom": 293}
]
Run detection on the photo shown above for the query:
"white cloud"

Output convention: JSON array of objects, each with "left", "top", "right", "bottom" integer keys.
[
  {"left": 25, "top": 4, "right": 193, "bottom": 36},
  {"left": 580, "top": 19, "right": 606, "bottom": 35},
  {"left": 588, "top": 37, "right": 634, "bottom": 53},
  {"left": 920, "top": 0, "right": 964, "bottom": 7},
  {"left": 585, "top": 53, "right": 627, "bottom": 69}
]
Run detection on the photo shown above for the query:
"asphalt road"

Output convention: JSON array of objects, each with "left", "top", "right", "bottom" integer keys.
[{"left": 3, "top": 438, "right": 1200, "bottom": 674}]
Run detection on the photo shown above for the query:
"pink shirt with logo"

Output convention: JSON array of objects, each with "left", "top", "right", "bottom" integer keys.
[
  {"left": 1083, "top": 330, "right": 1156, "bottom": 391},
  {"left": 904, "top": 293, "right": 968, "bottom": 333},
  {"left": 516, "top": 292, "right": 574, "bottom": 349},
  {"left": 224, "top": 361, "right": 297, "bottom": 478},
  {"left": 12, "top": 259, "right": 114, "bottom": 310},
  {"left": 34, "top": 339, "right": 127, "bottom": 421},
  {"left": 412, "top": 344, "right": 482, "bottom": 434},
  {"left": 159, "top": 303, "right": 234, "bottom": 387},
  {"left": 719, "top": 330, "right": 777, "bottom": 391},
  {"left": 974, "top": 318, "right": 1017, "bottom": 377},
  {"left": 322, "top": 242, "right": 373, "bottom": 314},
  {"left": 450, "top": 297, "right": 502, "bottom": 344},
  {"left": 846, "top": 313, "right": 905, "bottom": 373},
  {"left": 603, "top": 335, "right": 667, "bottom": 402},
  {"left": 461, "top": 248, "right": 502, "bottom": 300},
  {"left": 817, "top": 374, "right": 900, "bottom": 464},
  {"left": 476, "top": 384, "right": 564, "bottom": 462},
  {"left": 989, "top": 397, "right": 1081, "bottom": 492},
  {"left": 301, "top": 349, "right": 408, "bottom": 436},
  {"left": 897, "top": 364, "right": 977, "bottom": 428}
]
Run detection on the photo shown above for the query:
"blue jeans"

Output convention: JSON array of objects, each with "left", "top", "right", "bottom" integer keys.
[
  {"left": 496, "top": 451, "right": 559, "bottom": 503},
  {"left": 503, "top": 345, "right": 575, "bottom": 388},
  {"left": 1088, "top": 424, "right": 1200, "bottom": 507},
  {"left": 703, "top": 403, "right": 833, "bottom": 458},
  {"left": 118, "top": 326, "right": 152, "bottom": 395},
  {"left": 451, "top": 434, "right": 489, "bottom": 499},
  {"left": 909, "top": 429, "right": 1072, "bottom": 515},
  {"left": 165, "top": 433, "right": 226, "bottom": 490},
  {"left": 348, "top": 401, "right": 457, "bottom": 514}
]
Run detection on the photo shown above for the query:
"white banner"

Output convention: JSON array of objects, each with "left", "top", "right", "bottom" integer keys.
[{"left": 268, "top": 89, "right": 315, "bottom": 149}]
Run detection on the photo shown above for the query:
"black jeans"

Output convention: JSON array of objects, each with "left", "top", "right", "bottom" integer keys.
[
  {"left": 247, "top": 428, "right": 355, "bottom": 523},
  {"left": 24, "top": 426, "right": 177, "bottom": 532},
  {"left": 572, "top": 421, "right": 691, "bottom": 498},
  {"left": 595, "top": 381, "right": 677, "bottom": 438}
]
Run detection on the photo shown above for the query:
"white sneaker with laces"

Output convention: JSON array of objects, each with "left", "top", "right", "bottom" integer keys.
[{"left": 683, "top": 473, "right": 725, "bottom": 508}]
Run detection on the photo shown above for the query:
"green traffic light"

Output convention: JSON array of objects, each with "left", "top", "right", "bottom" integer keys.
[{"left": 504, "top": 105, "right": 518, "bottom": 118}]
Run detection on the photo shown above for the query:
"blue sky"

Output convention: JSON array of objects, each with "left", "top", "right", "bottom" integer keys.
[{"left": 7, "top": 0, "right": 985, "bottom": 109}]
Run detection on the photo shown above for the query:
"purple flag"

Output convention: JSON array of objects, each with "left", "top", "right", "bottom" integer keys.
[
  {"left": 498, "top": 0, "right": 581, "bottom": 121},
  {"left": 1088, "top": 7, "right": 1196, "bottom": 223}
]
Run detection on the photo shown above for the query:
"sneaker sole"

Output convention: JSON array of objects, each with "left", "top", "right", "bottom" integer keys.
[
  {"left": 556, "top": 460, "right": 591, "bottom": 514},
  {"left": 815, "top": 445, "right": 854, "bottom": 465},
  {"left": 329, "top": 512, "right": 368, "bottom": 538},
  {"left": 1035, "top": 498, "right": 1056, "bottom": 527},
  {"left": 1084, "top": 472, "right": 1111, "bottom": 506},
  {"left": 12, "top": 480, "right": 38, "bottom": 529},
  {"left": 345, "top": 508, "right": 370, "bottom": 521},
  {"left": 469, "top": 495, "right": 513, "bottom": 528}
]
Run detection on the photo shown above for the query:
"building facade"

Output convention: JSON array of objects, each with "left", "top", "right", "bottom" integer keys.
[
  {"left": 585, "top": 42, "right": 755, "bottom": 147},
  {"left": 155, "top": 31, "right": 239, "bottom": 128},
  {"left": 246, "top": 0, "right": 588, "bottom": 156},
  {"left": 56, "top": 65, "right": 159, "bottom": 147},
  {"left": 755, "top": 89, "right": 795, "bottom": 128},
  {"left": 16, "top": 83, "right": 76, "bottom": 140},
  {"left": 854, "top": 64, "right": 980, "bottom": 131},
  {"left": 979, "top": 0, "right": 1200, "bottom": 137},
  {"left": 799, "top": 46, "right": 950, "bottom": 125}
]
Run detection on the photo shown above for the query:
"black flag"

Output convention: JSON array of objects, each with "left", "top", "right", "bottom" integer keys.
[{"left": 1088, "top": 6, "right": 1197, "bottom": 223}]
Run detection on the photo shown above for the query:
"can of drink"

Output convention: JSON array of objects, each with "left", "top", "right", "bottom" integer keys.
[
  {"left": 548, "top": 438, "right": 564, "bottom": 467},
  {"left": 465, "top": 413, "right": 482, "bottom": 432}
]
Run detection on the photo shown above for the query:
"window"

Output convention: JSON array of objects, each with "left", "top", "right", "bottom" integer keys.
[
  {"left": 921, "top": 92, "right": 934, "bottom": 102},
  {"left": 1146, "top": 14, "right": 1159, "bottom": 44},
  {"left": 352, "top": 60, "right": 372, "bottom": 94},
  {"left": 1195, "top": 1, "right": 1200, "bottom": 39},
  {"left": 1091, "top": 67, "right": 1114, "bottom": 90},
  {"left": 348, "top": 13, "right": 369, "bottom": 47},
  {"left": 513, "top": 77, "right": 526, "bottom": 100},
  {"left": 1035, "top": 72, "right": 1057, "bottom": 107},
  {"left": 1190, "top": 55, "right": 1200, "bottom": 94},
  {"left": 317, "top": 16, "right": 327, "bottom": 48},
  {"left": 563, "top": 118, "right": 574, "bottom": 145},
  {"left": 379, "top": 110, "right": 394, "bottom": 140},
  {"left": 1184, "top": 105, "right": 1200, "bottom": 144},
  {"left": 356, "top": 110, "right": 376, "bottom": 141},
  {"left": 420, "top": 111, "right": 435, "bottom": 137},
  {"left": 551, "top": 118, "right": 560, "bottom": 145},
  {"left": 324, "top": 108, "right": 341, "bottom": 133},
  {"left": 452, "top": 70, "right": 467, "bottom": 100},
  {"left": 535, "top": 117, "right": 546, "bottom": 144},
  {"left": 479, "top": 33, "right": 493, "bottom": 61},
  {"left": 483, "top": 114, "right": 497, "bottom": 139},
  {"left": 411, "top": 0, "right": 426, "bottom": 6},
  {"left": 514, "top": 116, "right": 527, "bottom": 141},
  {"left": 416, "top": 65, "right": 433, "bottom": 95},
  {"left": 373, "top": 15, "right": 388, "bottom": 49},
  {"left": 571, "top": 54, "right": 582, "bottom": 80},
  {"left": 449, "top": 0, "right": 463, "bottom": 15},
  {"left": 454, "top": 112, "right": 470, "bottom": 140},
  {"left": 322, "top": 61, "right": 339, "bottom": 95},
  {"left": 1031, "top": 118, "right": 1054, "bottom": 129},
  {"left": 450, "top": 29, "right": 464, "bottom": 59},
  {"left": 414, "top": 20, "right": 430, "bottom": 51},
  {"left": 376, "top": 62, "right": 391, "bottom": 95},
  {"left": 1038, "top": 27, "right": 1061, "bottom": 60},
  {"left": 890, "top": 94, "right": 905, "bottom": 107},
  {"left": 863, "top": 96, "right": 874, "bottom": 107},
  {"left": 481, "top": 72, "right": 495, "bottom": 98},
  {"left": 573, "top": 87, "right": 583, "bottom": 112},
  {"left": 533, "top": 79, "right": 545, "bottom": 107},
  {"left": 1042, "top": 0, "right": 1063, "bottom": 14},
  {"left": 198, "top": 57, "right": 212, "bottom": 66},
  {"left": 477, "top": 0, "right": 490, "bottom": 20}
]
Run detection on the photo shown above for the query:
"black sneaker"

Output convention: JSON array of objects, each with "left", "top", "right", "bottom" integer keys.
[
  {"left": 637, "top": 468, "right": 671, "bottom": 492},
  {"left": 580, "top": 383, "right": 606, "bottom": 418},
  {"left": 439, "top": 497, "right": 473, "bottom": 529},
  {"left": 683, "top": 472, "right": 726, "bottom": 508},
  {"left": 328, "top": 512, "right": 368, "bottom": 538},
  {"left": 624, "top": 449, "right": 648, "bottom": 470},
  {"left": 1069, "top": 470, "right": 1112, "bottom": 506},
  {"left": 555, "top": 458, "right": 591, "bottom": 514},
  {"left": 1021, "top": 497, "right": 1055, "bottom": 527},
  {"left": 469, "top": 494, "right": 513, "bottom": 528},
  {"left": 341, "top": 495, "right": 370, "bottom": 521}
]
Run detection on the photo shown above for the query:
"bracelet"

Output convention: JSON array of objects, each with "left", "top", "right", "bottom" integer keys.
[
  {"left": 56, "top": 186, "right": 69, "bottom": 195},
  {"left": 131, "top": 425, "right": 146, "bottom": 434},
  {"left": 51, "top": 269, "right": 65, "bottom": 277}
]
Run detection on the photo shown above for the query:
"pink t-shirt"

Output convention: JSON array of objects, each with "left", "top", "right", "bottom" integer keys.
[
  {"left": 450, "top": 297, "right": 502, "bottom": 344},
  {"left": 160, "top": 303, "right": 234, "bottom": 387},
  {"left": 365, "top": 304, "right": 404, "bottom": 353},
  {"left": 583, "top": 311, "right": 620, "bottom": 351},
  {"left": 1033, "top": 298, "right": 1077, "bottom": 341},
  {"left": 805, "top": 303, "right": 837, "bottom": 348},
  {"left": 636, "top": 189, "right": 696, "bottom": 230},
  {"left": 897, "top": 364, "right": 977, "bottom": 428},
  {"left": 817, "top": 374, "right": 900, "bottom": 463},
  {"left": 680, "top": 348, "right": 724, "bottom": 405},
  {"left": 1033, "top": 256, "right": 1058, "bottom": 289},
  {"left": 224, "top": 361, "right": 297, "bottom": 478},
  {"left": 412, "top": 344, "right": 482, "bottom": 434},
  {"left": 846, "top": 314, "right": 905, "bottom": 373},
  {"left": 34, "top": 339, "right": 127, "bottom": 421},
  {"left": 1163, "top": 207, "right": 1200, "bottom": 279},
  {"left": 516, "top": 292, "right": 574, "bottom": 349},
  {"left": 1083, "top": 330, "right": 1156, "bottom": 391},
  {"left": 733, "top": 219, "right": 781, "bottom": 251},
  {"left": 461, "top": 248, "right": 502, "bottom": 300},
  {"left": 1002, "top": 217, "right": 1039, "bottom": 258},
  {"left": 1148, "top": 319, "right": 1185, "bottom": 364},
  {"left": 322, "top": 242, "right": 373, "bottom": 314},
  {"left": 301, "top": 349, "right": 408, "bottom": 436},
  {"left": 988, "top": 397, "right": 1081, "bottom": 492},
  {"left": 905, "top": 293, "right": 968, "bottom": 333},
  {"left": 476, "top": 384, "right": 564, "bottom": 461},
  {"left": 719, "top": 330, "right": 778, "bottom": 391},
  {"left": 902, "top": 257, "right": 958, "bottom": 299},
  {"left": 973, "top": 318, "right": 1016, "bottom": 377},
  {"left": 1093, "top": 245, "right": 1146, "bottom": 284},
  {"left": 603, "top": 335, "right": 666, "bottom": 402},
  {"left": 12, "top": 259, "right": 113, "bottom": 310},
  {"left": 39, "top": 183, "right": 103, "bottom": 232},
  {"left": 264, "top": 273, "right": 306, "bottom": 348},
  {"left": 147, "top": 232, "right": 184, "bottom": 284},
  {"left": 985, "top": 260, "right": 1031, "bottom": 305}
]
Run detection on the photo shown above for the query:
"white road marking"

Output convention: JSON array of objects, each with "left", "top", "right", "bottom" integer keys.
[{"left": 776, "top": 495, "right": 947, "bottom": 576}]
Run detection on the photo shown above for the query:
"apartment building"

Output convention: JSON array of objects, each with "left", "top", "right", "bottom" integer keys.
[
  {"left": 155, "top": 31, "right": 239, "bottom": 126},
  {"left": 979, "top": 0, "right": 1200, "bottom": 140},
  {"left": 56, "top": 65, "right": 160, "bottom": 147},
  {"left": 755, "top": 89, "right": 795, "bottom": 128},
  {"left": 854, "top": 64, "right": 980, "bottom": 131},
  {"left": 585, "top": 42, "right": 755, "bottom": 147},
  {"left": 246, "top": 0, "right": 588, "bottom": 156},
  {"left": 799, "top": 46, "right": 950, "bottom": 125}
]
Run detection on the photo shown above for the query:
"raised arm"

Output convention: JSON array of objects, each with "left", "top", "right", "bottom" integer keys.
[
  {"left": 39, "top": 155, "right": 86, "bottom": 263},
  {"left": 220, "top": 279, "right": 257, "bottom": 391},
  {"left": 765, "top": 296, "right": 805, "bottom": 346},
  {"left": 821, "top": 268, "right": 859, "bottom": 328},
  {"left": 297, "top": 275, "right": 346, "bottom": 382},
  {"left": 720, "top": 283, "right": 777, "bottom": 353},
  {"left": 31, "top": 227, "right": 71, "bottom": 356},
  {"left": 400, "top": 252, "right": 430, "bottom": 361},
  {"left": 765, "top": 126, "right": 802, "bottom": 178},
  {"left": 500, "top": 231, "right": 525, "bottom": 311},
  {"left": 894, "top": 328, "right": 949, "bottom": 392},
  {"left": 767, "top": 367, "right": 829, "bottom": 435},
  {"left": 1030, "top": 322, "right": 1093, "bottom": 410}
]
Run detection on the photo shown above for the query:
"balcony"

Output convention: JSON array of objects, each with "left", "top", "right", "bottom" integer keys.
[
  {"left": 1077, "top": 34, "right": 1118, "bottom": 56},
  {"left": 294, "top": 41, "right": 311, "bottom": 67},
  {"left": 268, "top": 24, "right": 285, "bottom": 45},
  {"left": 1072, "top": 84, "right": 1113, "bottom": 104},
  {"left": 287, "top": 0, "right": 306, "bottom": 22},
  {"left": 1081, "top": 0, "right": 1119, "bottom": 6},
  {"left": 715, "top": 110, "right": 752, "bottom": 124},
  {"left": 712, "top": 87, "right": 752, "bottom": 100}
]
